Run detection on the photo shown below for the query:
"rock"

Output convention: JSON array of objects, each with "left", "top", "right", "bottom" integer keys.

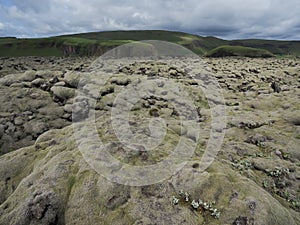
[
  {"left": 53, "top": 81, "right": 66, "bottom": 87},
  {"left": 49, "top": 76, "right": 59, "bottom": 84},
  {"left": 26, "top": 190, "right": 60, "bottom": 224},
  {"left": 62, "top": 113, "right": 72, "bottom": 120},
  {"left": 232, "top": 216, "right": 254, "bottom": 225},
  {"left": 271, "top": 81, "right": 281, "bottom": 93},
  {"left": 24, "top": 121, "right": 49, "bottom": 138},
  {"left": 245, "top": 134, "right": 270, "bottom": 146},
  {"left": 110, "top": 77, "right": 131, "bottom": 86},
  {"left": 0, "top": 125, "right": 4, "bottom": 138},
  {"left": 50, "top": 86, "right": 75, "bottom": 102},
  {"left": 38, "top": 107, "right": 64, "bottom": 118},
  {"left": 19, "top": 70, "right": 36, "bottom": 82},
  {"left": 249, "top": 68, "right": 260, "bottom": 74},
  {"left": 40, "top": 82, "right": 51, "bottom": 91},
  {"left": 64, "top": 71, "right": 81, "bottom": 88},
  {"left": 21, "top": 111, "right": 34, "bottom": 118},
  {"left": 169, "top": 69, "right": 178, "bottom": 77},
  {"left": 100, "top": 85, "right": 114, "bottom": 96},
  {"left": 31, "top": 78, "right": 45, "bottom": 87},
  {"left": 48, "top": 118, "right": 70, "bottom": 129},
  {"left": 149, "top": 108, "right": 159, "bottom": 117},
  {"left": 0, "top": 74, "right": 16, "bottom": 86},
  {"left": 238, "top": 121, "right": 266, "bottom": 129},
  {"left": 14, "top": 117, "right": 23, "bottom": 126},
  {"left": 275, "top": 149, "right": 282, "bottom": 158},
  {"left": 63, "top": 104, "right": 73, "bottom": 113},
  {"left": 10, "top": 82, "right": 32, "bottom": 88},
  {"left": 5, "top": 122, "right": 15, "bottom": 134},
  {"left": 101, "top": 185, "right": 130, "bottom": 210},
  {"left": 72, "top": 98, "right": 90, "bottom": 122},
  {"left": 0, "top": 134, "right": 14, "bottom": 154}
]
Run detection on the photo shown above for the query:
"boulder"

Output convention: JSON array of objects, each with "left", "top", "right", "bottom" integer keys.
[
  {"left": 50, "top": 86, "right": 75, "bottom": 102},
  {"left": 64, "top": 71, "right": 81, "bottom": 88}
]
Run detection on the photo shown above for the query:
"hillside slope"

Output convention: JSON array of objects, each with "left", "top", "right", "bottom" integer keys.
[
  {"left": 206, "top": 45, "right": 274, "bottom": 58},
  {"left": 0, "top": 30, "right": 300, "bottom": 57}
]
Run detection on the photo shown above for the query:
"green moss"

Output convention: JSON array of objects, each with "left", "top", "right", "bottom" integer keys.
[
  {"left": 206, "top": 45, "right": 274, "bottom": 58},
  {"left": 67, "top": 176, "right": 76, "bottom": 196}
]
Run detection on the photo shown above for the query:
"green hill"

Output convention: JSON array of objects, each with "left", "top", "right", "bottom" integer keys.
[
  {"left": 0, "top": 30, "right": 299, "bottom": 57},
  {"left": 206, "top": 45, "right": 274, "bottom": 58}
]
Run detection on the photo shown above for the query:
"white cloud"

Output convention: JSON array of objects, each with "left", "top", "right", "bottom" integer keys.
[
  {"left": 0, "top": 22, "right": 4, "bottom": 30},
  {"left": 0, "top": 0, "right": 299, "bottom": 39}
]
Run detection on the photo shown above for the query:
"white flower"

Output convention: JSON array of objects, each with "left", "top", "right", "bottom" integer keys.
[
  {"left": 184, "top": 192, "right": 190, "bottom": 202},
  {"left": 191, "top": 200, "right": 200, "bottom": 209},
  {"left": 172, "top": 196, "right": 179, "bottom": 205}
]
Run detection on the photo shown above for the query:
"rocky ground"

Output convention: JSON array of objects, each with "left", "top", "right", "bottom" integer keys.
[{"left": 0, "top": 56, "right": 299, "bottom": 225}]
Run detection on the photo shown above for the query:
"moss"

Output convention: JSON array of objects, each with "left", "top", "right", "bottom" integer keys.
[
  {"left": 67, "top": 176, "right": 76, "bottom": 196},
  {"left": 206, "top": 45, "right": 274, "bottom": 58},
  {"left": 103, "top": 207, "right": 135, "bottom": 225}
]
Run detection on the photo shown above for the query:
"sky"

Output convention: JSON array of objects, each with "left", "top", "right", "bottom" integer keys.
[{"left": 0, "top": 0, "right": 300, "bottom": 40}]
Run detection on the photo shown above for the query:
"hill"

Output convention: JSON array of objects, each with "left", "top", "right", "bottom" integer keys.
[
  {"left": 0, "top": 30, "right": 299, "bottom": 57},
  {"left": 206, "top": 45, "right": 274, "bottom": 58}
]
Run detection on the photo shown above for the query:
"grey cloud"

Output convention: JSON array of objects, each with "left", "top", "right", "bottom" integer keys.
[{"left": 0, "top": 0, "right": 299, "bottom": 39}]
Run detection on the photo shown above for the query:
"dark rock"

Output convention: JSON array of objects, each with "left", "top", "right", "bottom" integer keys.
[
  {"left": 14, "top": 117, "right": 24, "bottom": 126},
  {"left": 49, "top": 77, "right": 59, "bottom": 84},
  {"left": 230, "top": 190, "right": 239, "bottom": 202},
  {"left": 149, "top": 108, "right": 159, "bottom": 117},
  {"left": 27, "top": 190, "right": 59, "bottom": 225},
  {"left": 232, "top": 216, "right": 254, "bottom": 225},
  {"left": 238, "top": 121, "right": 265, "bottom": 129},
  {"left": 249, "top": 68, "right": 260, "bottom": 74},
  {"left": 246, "top": 200, "right": 257, "bottom": 214},
  {"left": 40, "top": 82, "right": 51, "bottom": 91},
  {"left": 245, "top": 134, "right": 271, "bottom": 146},
  {"left": 5, "top": 122, "right": 15, "bottom": 134},
  {"left": 271, "top": 82, "right": 281, "bottom": 93},
  {"left": 105, "top": 186, "right": 130, "bottom": 210},
  {"left": 0, "top": 124, "right": 5, "bottom": 138}
]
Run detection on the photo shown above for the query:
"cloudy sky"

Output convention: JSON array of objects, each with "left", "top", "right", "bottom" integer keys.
[{"left": 0, "top": 0, "right": 299, "bottom": 40}]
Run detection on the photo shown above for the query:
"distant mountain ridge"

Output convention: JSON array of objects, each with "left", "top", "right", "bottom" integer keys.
[{"left": 0, "top": 30, "right": 300, "bottom": 57}]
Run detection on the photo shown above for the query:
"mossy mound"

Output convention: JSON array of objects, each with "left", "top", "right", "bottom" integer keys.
[
  {"left": 0, "top": 56, "right": 300, "bottom": 224},
  {"left": 206, "top": 45, "right": 274, "bottom": 58}
]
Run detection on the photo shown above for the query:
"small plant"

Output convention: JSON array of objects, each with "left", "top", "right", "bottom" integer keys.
[
  {"left": 282, "top": 152, "right": 290, "bottom": 160},
  {"left": 231, "top": 160, "right": 252, "bottom": 171},
  {"left": 255, "top": 152, "right": 264, "bottom": 157},
  {"left": 283, "top": 190, "right": 291, "bottom": 199},
  {"left": 292, "top": 199, "right": 300, "bottom": 209},
  {"left": 172, "top": 190, "right": 221, "bottom": 219},
  {"left": 172, "top": 196, "right": 179, "bottom": 205},
  {"left": 256, "top": 141, "right": 265, "bottom": 148},
  {"left": 263, "top": 180, "right": 269, "bottom": 188},
  {"left": 265, "top": 167, "right": 290, "bottom": 177}
]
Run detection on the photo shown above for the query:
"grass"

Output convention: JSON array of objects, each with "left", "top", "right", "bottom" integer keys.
[
  {"left": 0, "top": 30, "right": 299, "bottom": 57},
  {"left": 229, "top": 39, "right": 300, "bottom": 56},
  {"left": 206, "top": 45, "right": 274, "bottom": 58},
  {"left": 67, "top": 176, "right": 76, "bottom": 196}
]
